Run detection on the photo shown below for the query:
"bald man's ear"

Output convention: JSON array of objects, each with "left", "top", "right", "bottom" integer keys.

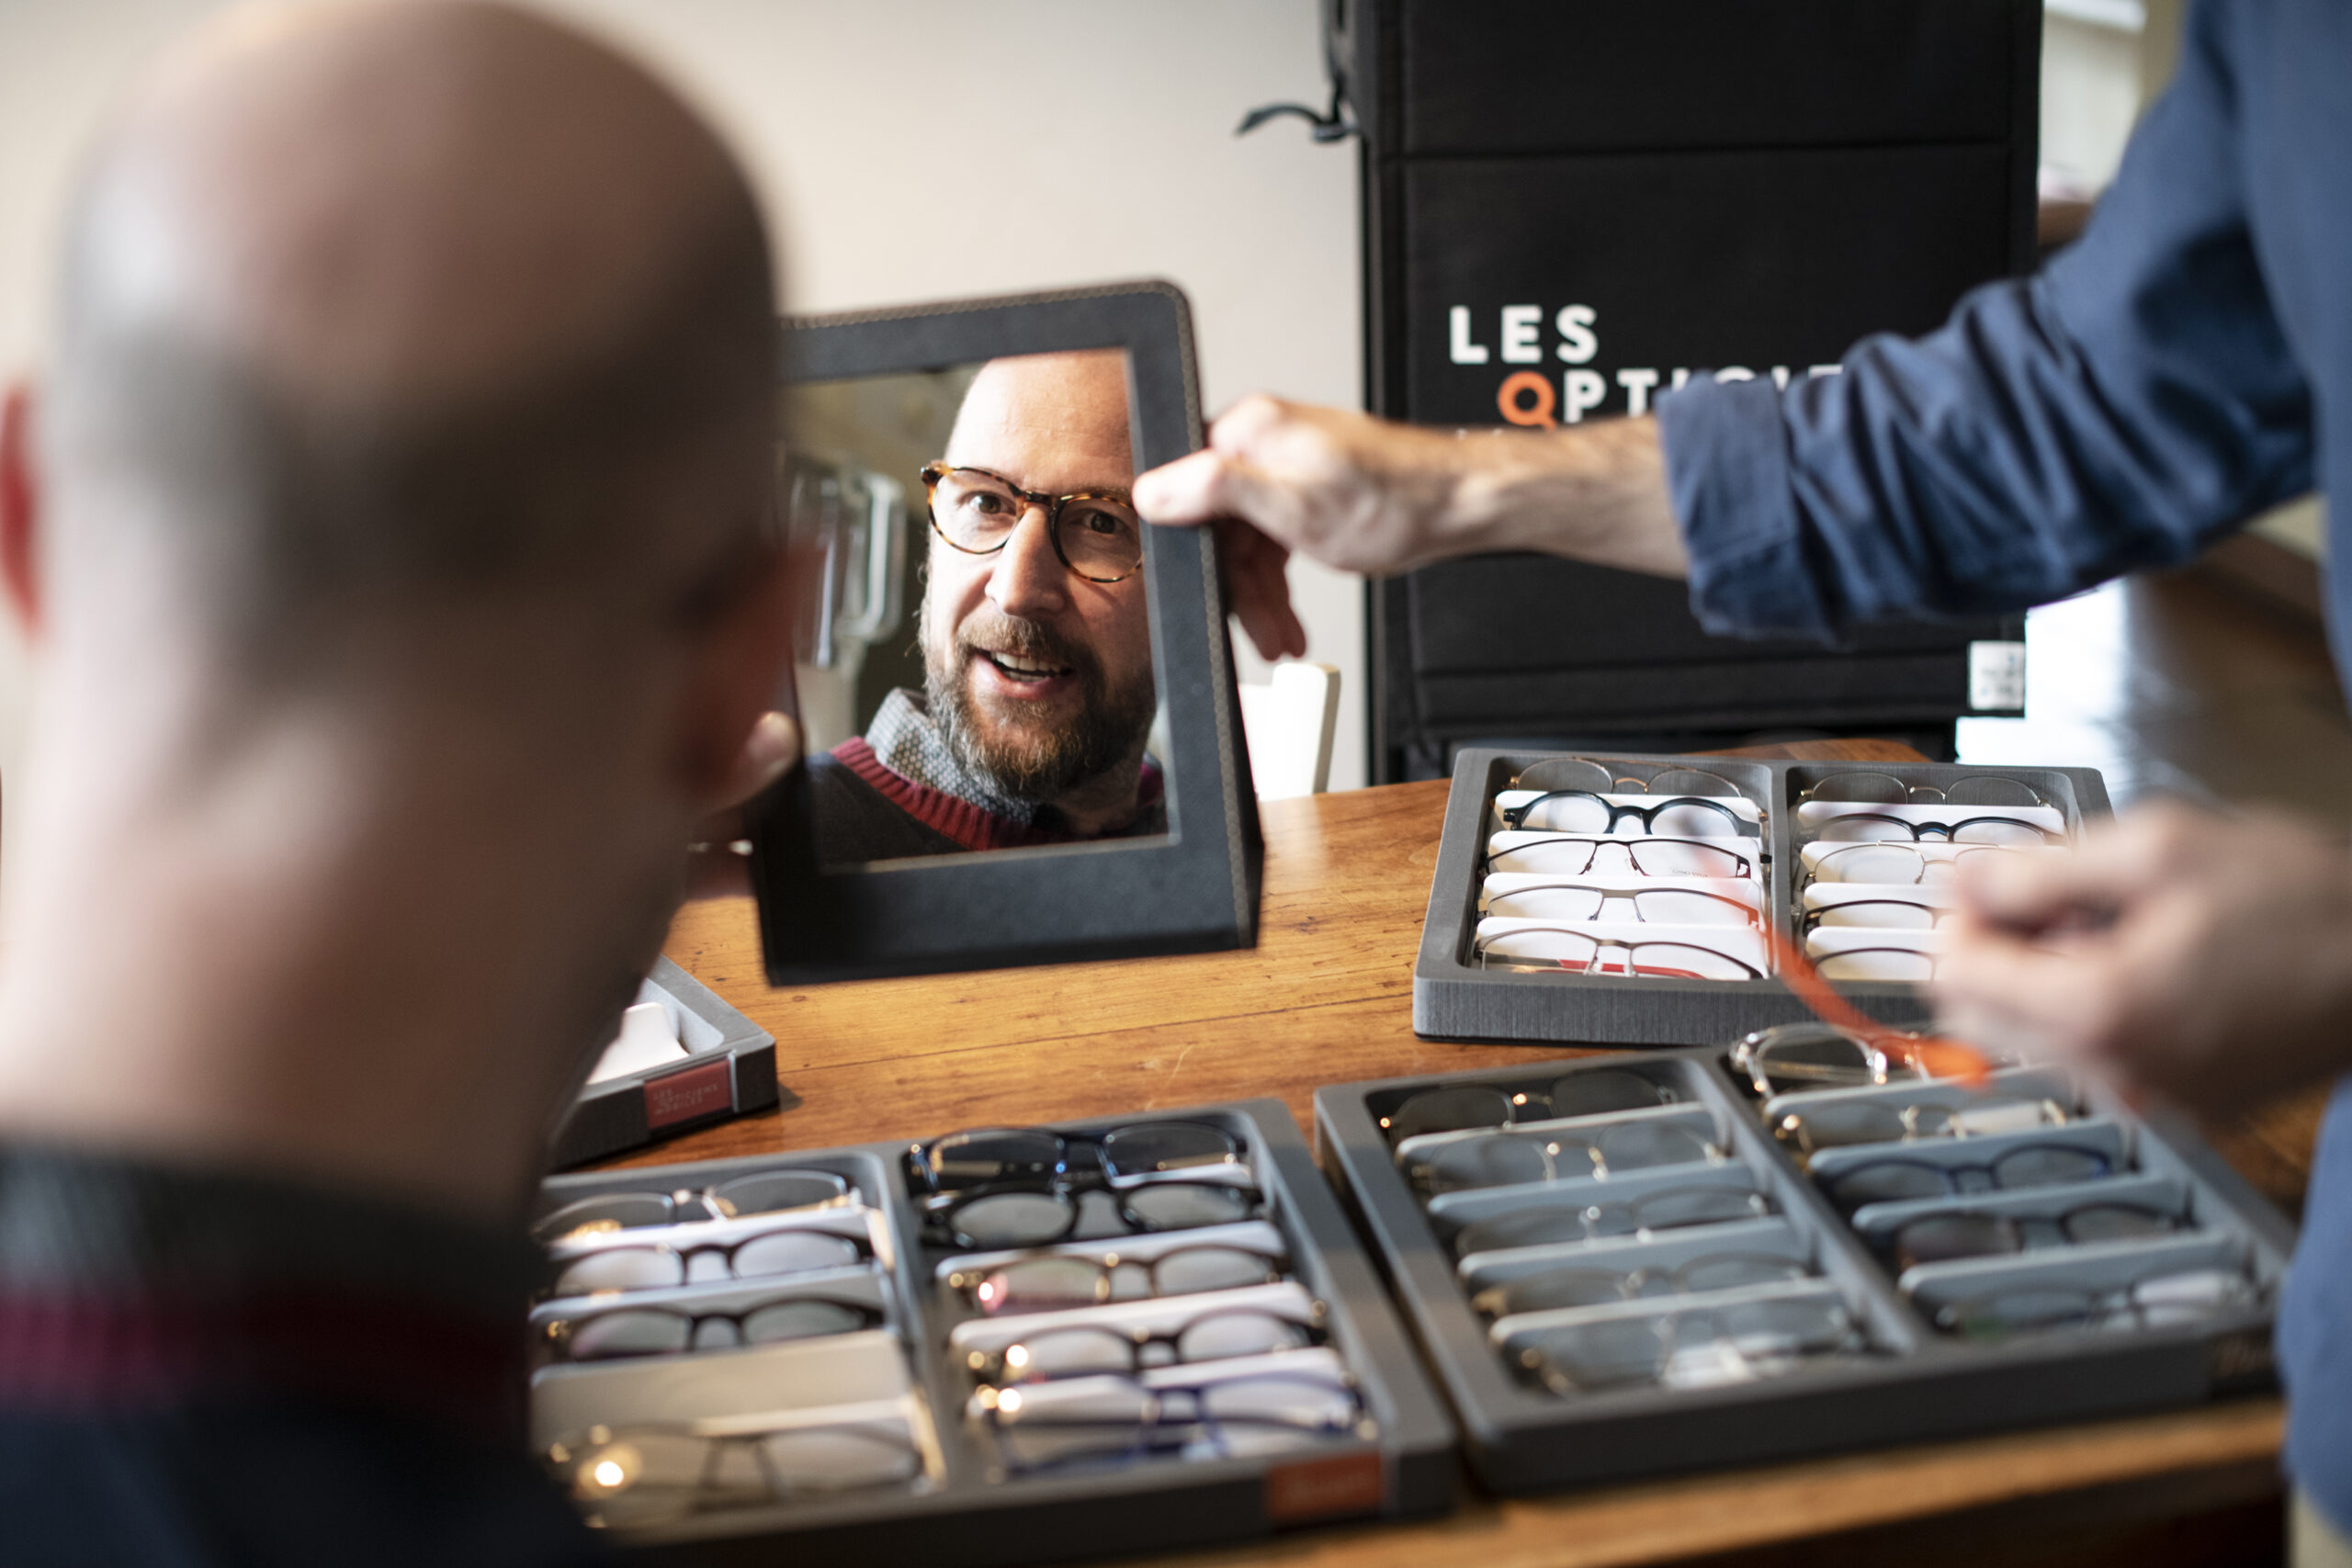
[
  {"left": 1, "top": 384, "right": 40, "bottom": 645},
  {"left": 673, "top": 543, "right": 803, "bottom": 805}
]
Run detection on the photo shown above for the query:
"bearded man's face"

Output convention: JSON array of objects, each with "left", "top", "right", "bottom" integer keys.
[{"left": 918, "top": 351, "right": 1155, "bottom": 804}]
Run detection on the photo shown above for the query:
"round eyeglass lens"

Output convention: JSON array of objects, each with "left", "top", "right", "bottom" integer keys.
[
  {"left": 1155, "top": 1246, "right": 1282, "bottom": 1295},
  {"left": 1513, "top": 793, "right": 1616, "bottom": 834},
  {"left": 1596, "top": 1121, "right": 1713, "bottom": 1171},
  {"left": 1815, "top": 949, "right": 1939, "bottom": 983},
  {"left": 990, "top": 1382, "right": 1156, "bottom": 1471},
  {"left": 949, "top": 1190, "right": 1075, "bottom": 1248},
  {"left": 1682, "top": 1254, "right": 1811, "bottom": 1293},
  {"left": 563, "top": 1430, "right": 713, "bottom": 1528},
  {"left": 1527, "top": 1316, "right": 1673, "bottom": 1392},
  {"left": 1824, "top": 1159, "right": 1950, "bottom": 1210},
  {"left": 552, "top": 1247, "right": 684, "bottom": 1298},
  {"left": 1547, "top": 1067, "right": 1672, "bottom": 1118},
  {"left": 1645, "top": 768, "right": 1744, "bottom": 798},
  {"left": 1739, "top": 1024, "right": 1885, "bottom": 1092},
  {"left": 1807, "top": 898, "right": 1942, "bottom": 931},
  {"left": 1100, "top": 1122, "right": 1238, "bottom": 1177},
  {"left": 1991, "top": 1144, "right": 2108, "bottom": 1189},
  {"left": 563, "top": 1308, "right": 695, "bottom": 1360},
  {"left": 1894, "top": 1213, "right": 2019, "bottom": 1269},
  {"left": 1515, "top": 758, "right": 1617, "bottom": 794},
  {"left": 1951, "top": 817, "right": 2052, "bottom": 846},
  {"left": 534, "top": 1191, "right": 678, "bottom": 1246},
  {"left": 1002, "top": 1325, "right": 1136, "bottom": 1380},
  {"left": 1425, "top": 1133, "right": 1577, "bottom": 1193},
  {"left": 930, "top": 468, "right": 1023, "bottom": 549},
  {"left": 730, "top": 1228, "right": 863, "bottom": 1280},
  {"left": 758, "top": 1426, "right": 922, "bottom": 1492},
  {"left": 709, "top": 1169, "right": 850, "bottom": 1218},
  {"left": 1940, "top": 1285, "right": 2095, "bottom": 1338},
  {"left": 1644, "top": 798, "right": 1747, "bottom": 838},
  {"left": 1055, "top": 500, "right": 1144, "bottom": 581},
  {"left": 1383, "top": 1084, "right": 1513, "bottom": 1141},
  {"left": 977, "top": 1256, "right": 1106, "bottom": 1314},
  {"left": 1453, "top": 1205, "right": 1593, "bottom": 1258},
  {"left": 1123, "top": 1181, "right": 1251, "bottom": 1231},
  {"left": 1806, "top": 771, "right": 1912, "bottom": 804},
  {"left": 1630, "top": 888, "right": 1756, "bottom": 925},
  {"left": 741, "top": 1298, "right": 870, "bottom": 1346},
  {"left": 1812, "top": 842, "right": 1934, "bottom": 884},
  {"left": 1782, "top": 1100, "right": 1908, "bottom": 1151},
  {"left": 1479, "top": 1268, "right": 1633, "bottom": 1315},
  {"left": 1814, "top": 813, "right": 1917, "bottom": 843},
  {"left": 1717, "top": 1296, "right": 1854, "bottom": 1365},
  {"left": 1944, "top": 776, "right": 2045, "bottom": 808},
  {"left": 1176, "top": 1311, "right": 1311, "bottom": 1363},
  {"left": 924, "top": 1128, "right": 1065, "bottom": 1189},
  {"left": 1199, "top": 1373, "right": 1358, "bottom": 1432}
]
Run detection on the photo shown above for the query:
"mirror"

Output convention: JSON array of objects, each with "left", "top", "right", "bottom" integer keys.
[
  {"left": 750, "top": 284, "right": 1260, "bottom": 985},
  {"left": 779, "top": 350, "right": 1164, "bottom": 867}
]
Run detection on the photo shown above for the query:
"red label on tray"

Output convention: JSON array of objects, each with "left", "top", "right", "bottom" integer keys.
[
  {"left": 644, "top": 1058, "right": 732, "bottom": 1129},
  {"left": 1264, "top": 1450, "right": 1384, "bottom": 1525}
]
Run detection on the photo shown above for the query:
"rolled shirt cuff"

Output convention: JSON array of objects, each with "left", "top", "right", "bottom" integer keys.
[{"left": 1655, "top": 376, "right": 1833, "bottom": 642}]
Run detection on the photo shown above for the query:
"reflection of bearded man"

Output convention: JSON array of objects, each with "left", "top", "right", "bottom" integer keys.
[
  {"left": 806, "top": 349, "right": 1164, "bottom": 863},
  {"left": 925, "top": 600, "right": 1156, "bottom": 805}
]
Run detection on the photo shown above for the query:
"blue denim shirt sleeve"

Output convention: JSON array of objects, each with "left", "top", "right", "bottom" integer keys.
[{"left": 1657, "top": 0, "right": 2314, "bottom": 643}]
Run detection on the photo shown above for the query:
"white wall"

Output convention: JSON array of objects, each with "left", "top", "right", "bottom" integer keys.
[{"left": 0, "top": 0, "right": 1371, "bottom": 813}]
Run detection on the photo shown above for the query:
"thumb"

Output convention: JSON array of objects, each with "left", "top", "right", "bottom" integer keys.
[{"left": 713, "top": 710, "right": 800, "bottom": 812}]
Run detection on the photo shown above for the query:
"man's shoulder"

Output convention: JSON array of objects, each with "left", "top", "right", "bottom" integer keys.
[{"left": 806, "top": 744, "right": 971, "bottom": 861}]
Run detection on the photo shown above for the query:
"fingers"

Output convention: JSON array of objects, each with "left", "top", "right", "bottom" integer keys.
[
  {"left": 1955, "top": 799, "right": 2203, "bottom": 931},
  {"left": 1216, "top": 518, "right": 1307, "bottom": 660},
  {"left": 712, "top": 710, "right": 799, "bottom": 812},
  {"left": 1136, "top": 447, "right": 1295, "bottom": 544},
  {"left": 1931, "top": 926, "right": 2131, "bottom": 1066}
]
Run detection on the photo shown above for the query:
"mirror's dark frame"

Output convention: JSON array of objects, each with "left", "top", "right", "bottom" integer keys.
[{"left": 749, "top": 281, "right": 1263, "bottom": 984}]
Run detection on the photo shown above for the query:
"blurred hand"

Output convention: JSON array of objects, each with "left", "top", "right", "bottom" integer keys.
[
  {"left": 1135, "top": 394, "right": 1469, "bottom": 577},
  {"left": 684, "top": 708, "right": 798, "bottom": 901},
  {"left": 1932, "top": 800, "right": 2352, "bottom": 1111},
  {"left": 1135, "top": 396, "right": 1683, "bottom": 665}
]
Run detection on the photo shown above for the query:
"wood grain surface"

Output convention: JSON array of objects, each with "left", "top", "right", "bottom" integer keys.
[{"left": 620, "top": 737, "right": 2296, "bottom": 1566}]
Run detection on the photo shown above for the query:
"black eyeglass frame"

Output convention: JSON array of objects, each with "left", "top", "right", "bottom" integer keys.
[
  {"left": 1499, "top": 790, "right": 1760, "bottom": 838},
  {"left": 1808, "top": 810, "right": 2063, "bottom": 845},
  {"left": 1820, "top": 1142, "right": 2115, "bottom": 1212},
  {"left": 541, "top": 1293, "right": 888, "bottom": 1362}
]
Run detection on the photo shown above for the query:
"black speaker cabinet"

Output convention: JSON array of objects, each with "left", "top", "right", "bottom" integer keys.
[{"left": 1327, "top": 0, "right": 2041, "bottom": 781}]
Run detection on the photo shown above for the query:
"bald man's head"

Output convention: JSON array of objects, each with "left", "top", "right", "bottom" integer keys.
[{"left": 45, "top": 0, "right": 776, "bottom": 682}]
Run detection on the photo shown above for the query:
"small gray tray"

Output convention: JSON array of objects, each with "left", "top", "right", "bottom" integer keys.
[
  {"left": 1415, "top": 750, "right": 2114, "bottom": 1045},
  {"left": 551, "top": 955, "right": 779, "bottom": 1169},
  {"left": 1316, "top": 1050, "right": 2294, "bottom": 1494},
  {"left": 530, "top": 1099, "right": 1455, "bottom": 1564}
]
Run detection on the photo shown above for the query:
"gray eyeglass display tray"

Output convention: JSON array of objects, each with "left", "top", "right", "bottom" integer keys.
[
  {"left": 527, "top": 1099, "right": 1454, "bottom": 1564},
  {"left": 1315, "top": 1050, "right": 2293, "bottom": 1495},
  {"left": 1416, "top": 749, "right": 2115, "bottom": 1045},
  {"left": 550, "top": 955, "right": 779, "bottom": 1169}
]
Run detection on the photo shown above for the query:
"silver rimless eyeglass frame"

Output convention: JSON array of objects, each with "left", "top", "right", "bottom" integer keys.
[
  {"left": 1482, "top": 835, "right": 1760, "bottom": 880},
  {"left": 1798, "top": 772, "right": 2049, "bottom": 810}
]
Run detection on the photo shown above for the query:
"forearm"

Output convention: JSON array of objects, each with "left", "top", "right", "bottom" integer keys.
[{"left": 1439, "top": 415, "right": 1685, "bottom": 578}]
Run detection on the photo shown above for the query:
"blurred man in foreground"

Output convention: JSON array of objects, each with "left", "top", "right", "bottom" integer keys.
[
  {"left": 0, "top": 4, "right": 796, "bottom": 1561},
  {"left": 807, "top": 350, "right": 1163, "bottom": 859},
  {"left": 1138, "top": 0, "right": 2352, "bottom": 1552}
]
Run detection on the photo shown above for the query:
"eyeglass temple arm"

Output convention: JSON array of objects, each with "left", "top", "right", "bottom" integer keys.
[{"left": 1766, "top": 927, "right": 1992, "bottom": 1086}]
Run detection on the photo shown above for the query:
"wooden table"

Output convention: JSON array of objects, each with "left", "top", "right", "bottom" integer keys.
[{"left": 629, "top": 739, "right": 2301, "bottom": 1567}]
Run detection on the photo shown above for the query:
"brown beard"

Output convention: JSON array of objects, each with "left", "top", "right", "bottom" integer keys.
[{"left": 925, "top": 604, "right": 1156, "bottom": 807}]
